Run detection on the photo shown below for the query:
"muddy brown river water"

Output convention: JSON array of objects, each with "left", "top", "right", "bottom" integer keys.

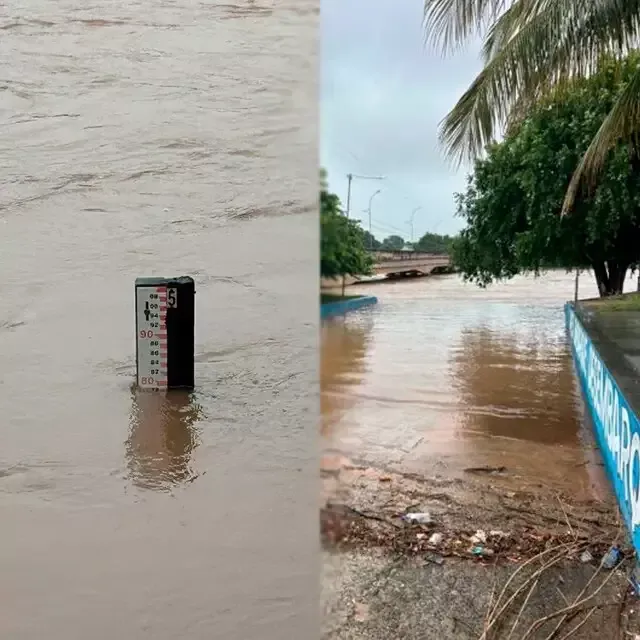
[
  {"left": 0, "top": 2, "right": 317, "bottom": 639},
  {"left": 321, "top": 272, "right": 637, "bottom": 504}
]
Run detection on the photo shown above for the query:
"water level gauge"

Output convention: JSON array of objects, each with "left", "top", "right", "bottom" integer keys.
[{"left": 135, "top": 276, "right": 195, "bottom": 391}]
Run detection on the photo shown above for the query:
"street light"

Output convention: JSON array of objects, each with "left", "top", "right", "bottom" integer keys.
[
  {"left": 367, "top": 190, "right": 381, "bottom": 250},
  {"left": 407, "top": 206, "right": 421, "bottom": 245},
  {"left": 345, "top": 173, "right": 385, "bottom": 218}
]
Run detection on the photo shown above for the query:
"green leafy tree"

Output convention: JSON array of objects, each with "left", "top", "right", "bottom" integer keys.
[
  {"left": 321, "top": 178, "right": 373, "bottom": 283},
  {"left": 414, "top": 232, "right": 454, "bottom": 254},
  {"left": 362, "top": 230, "right": 381, "bottom": 250},
  {"left": 423, "top": 0, "right": 640, "bottom": 212},
  {"left": 380, "top": 235, "right": 405, "bottom": 251},
  {"left": 453, "top": 54, "right": 640, "bottom": 297}
]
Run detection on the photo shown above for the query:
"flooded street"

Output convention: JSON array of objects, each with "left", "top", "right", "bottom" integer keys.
[
  {"left": 0, "top": 2, "right": 317, "bottom": 638},
  {"left": 321, "top": 272, "right": 640, "bottom": 640},
  {"left": 322, "top": 272, "right": 638, "bottom": 502}
]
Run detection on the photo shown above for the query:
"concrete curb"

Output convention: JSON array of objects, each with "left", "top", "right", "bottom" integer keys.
[{"left": 321, "top": 295, "right": 378, "bottom": 319}]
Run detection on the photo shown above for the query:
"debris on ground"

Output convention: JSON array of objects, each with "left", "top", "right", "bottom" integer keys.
[
  {"left": 602, "top": 545, "right": 623, "bottom": 569},
  {"left": 471, "top": 529, "right": 488, "bottom": 544},
  {"left": 472, "top": 545, "right": 494, "bottom": 558},
  {"left": 321, "top": 501, "right": 627, "bottom": 565},
  {"left": 321, "top": 453, "right": 637, "bottom": 638},
  {"left": 429, "top": 532, "right": 444, "bottom": 545},
  {"left": 476, "top": 538, "right": 635, "bottom": 640},
  {"left": 464, "top": 466, "right": 508, "bottom": 476},
  {"left": 424, "top": 551, "right": 445, "bottom": 565},
  {"left": 402, "top": 512, "right": 432, "bottom": 525},
  {"left": 580, "top": 550, "right": 594, "bottom": 563}
]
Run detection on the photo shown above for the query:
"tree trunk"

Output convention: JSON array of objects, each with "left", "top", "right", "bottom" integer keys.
[
  {"left": 608, "top": 261, "right": 627, "bottom": 295},
  {"left": 592, "top": 261, "right": 628, "bottom": 297},
  {"left": 592, "top": 262, "right": 610, "bottom": 297}
]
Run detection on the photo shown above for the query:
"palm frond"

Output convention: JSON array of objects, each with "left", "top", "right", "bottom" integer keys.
[
  {"left": 563, "top": 62, "right": 640, "bottom": 213},
  {"left": 423, "top": 0, "right": 509, "bottom": 54},
  {"left": 481, "top": 0, "right": 543, "bottom": 62},
  {"left": 439, "top": 0, "right": 576, "bottom": 165},
  {"left": 439, "top": 0, "right": 640, "bottom": 165}
]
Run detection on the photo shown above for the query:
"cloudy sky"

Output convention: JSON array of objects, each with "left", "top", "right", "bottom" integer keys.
[{"left": 321, "top": 0, "right": 483, "bottom": 241}]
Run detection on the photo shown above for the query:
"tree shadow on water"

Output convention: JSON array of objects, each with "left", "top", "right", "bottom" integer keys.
[{"left": 125, "top": 387, "right": 204, "bottom": 491}]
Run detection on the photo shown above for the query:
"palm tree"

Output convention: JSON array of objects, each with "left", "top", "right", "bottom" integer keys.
[{"left": 424, "top": 0, "right": 640, "bottom": 212}]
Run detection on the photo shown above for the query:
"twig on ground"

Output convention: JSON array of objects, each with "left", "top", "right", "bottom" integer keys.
[
  {"left": 557, "top": 495, "right": 576, "bottom": 540},
  {"left": 482, "top": 527, "right": 620, "bottom": 640},
  {"left": 499, "top": 500, "right": 616, "bottom": 530},
  {"left": 556, "top": 586, "right": 569, "bottom": 606},
  {"left": 481, "top": 542, "right": 581, "bottom": 640},
  {"left": 616, "top": 577, "right": 630, "bottom": 637},
  {"left": 484, "top": 569, "right": 498, "bottom": 637},
  {"left": 557, "top": 606, "right": 597, "bottom": 640},
  {"left": 485, "top": 542, "right": 574, "bottom": 625},
  {"left": 506, "top": 578, "right": 539, "bottom": 640},
  {"left": 543, "top": 523, "right": 624, "bottom": 639},
  {"left": 523, "top": 567, "right": 621, "bottom": 640},
  {"left": 329, "top": 503, "right": 402, "bottom": 529}
]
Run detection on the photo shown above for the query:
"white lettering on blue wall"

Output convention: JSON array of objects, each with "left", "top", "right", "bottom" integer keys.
[{"left": 567, "top": 305, "right": 640, "bottom": 535}]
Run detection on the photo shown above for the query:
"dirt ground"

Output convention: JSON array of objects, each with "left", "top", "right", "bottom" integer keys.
[{"left": 321, "top": 458, "right": 640, "bottom": 639}]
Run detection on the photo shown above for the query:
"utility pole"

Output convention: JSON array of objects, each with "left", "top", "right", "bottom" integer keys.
[
  {"left": 367, "top": 190, "right": 381, "bottom": 250},
  {"left": 345, "top": 173, "right": 353, "bottom": 218},
  {"left": 345, "top": 173, "right": 385, "bottom": 218},
  {"left": 407, "top": 206, "right": 421, "bottom": 245}
]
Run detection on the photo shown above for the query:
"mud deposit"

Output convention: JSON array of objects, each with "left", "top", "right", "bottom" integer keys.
[{"left": 321, "top": 462, "right": 640, "bottom": 639}]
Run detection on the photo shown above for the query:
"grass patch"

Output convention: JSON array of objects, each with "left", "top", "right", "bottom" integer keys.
[
  {"left": 321, "top": 293, "right": 363, "bottom": 305},
  {"left": 583, "top": 291, "right": 640, "bottom": 312}
]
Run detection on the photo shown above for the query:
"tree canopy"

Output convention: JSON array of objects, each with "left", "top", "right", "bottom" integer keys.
[
  {"left": 380, "top": 235, "right": 405, "bottom": 251},
  {"left": 414, "top": 231, "right": 454, "bottom": 254},
  {"left": 452, "top": 54, "right": 640, "bottom": 297},
  {"left": 320, "top": 175, "right": 373, "bottom": 280},
  {"left": 423, "top": 0, "right": 640, "bottom": 212},
  {"left": 362, "top": 230, "right": 381, "bottom": 250}
]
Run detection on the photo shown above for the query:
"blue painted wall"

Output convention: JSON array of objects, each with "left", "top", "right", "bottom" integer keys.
[
  {"left": 566, "top": 303, "right": 640, "bottom": 553},
  {"left": 321, "top": 295, "right": 377, "bottom": 319}
]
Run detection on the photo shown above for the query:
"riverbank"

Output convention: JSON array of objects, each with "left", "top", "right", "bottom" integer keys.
[{"left": 322, "top": 458, "right": 638, "bottom": 639}]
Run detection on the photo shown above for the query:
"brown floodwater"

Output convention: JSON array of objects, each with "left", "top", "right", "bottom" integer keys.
[
  {"left": 321, "top": 272, "right": 637, "bottom": 502},
  {"left": 0, "top": 2, "right": 317, "bottom": 639}
]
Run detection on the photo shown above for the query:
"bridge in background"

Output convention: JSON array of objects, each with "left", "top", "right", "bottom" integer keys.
[
  {"left": 320, "top": 251, "right": 452, "bottom": 290},
  {"left": 369, "top": 250, "right": 451, "bottom": 278}
]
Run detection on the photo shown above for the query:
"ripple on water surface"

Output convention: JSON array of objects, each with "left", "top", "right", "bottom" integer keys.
[{"left": 0, "top": 2, "right": 317, "bottom": 639}]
